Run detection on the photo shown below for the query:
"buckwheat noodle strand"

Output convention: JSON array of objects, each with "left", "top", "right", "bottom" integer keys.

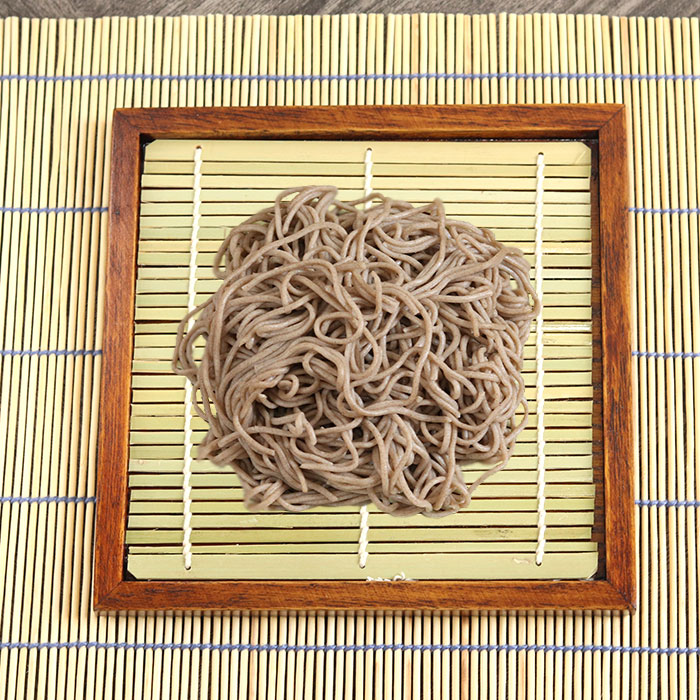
[{"left": 173, "top": 186, "right": 539, "bottom": 517}]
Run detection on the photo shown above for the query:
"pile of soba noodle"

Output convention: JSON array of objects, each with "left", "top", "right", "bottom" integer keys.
[{"left": 173, "top": 186, "right": 539, "bottom": 516}]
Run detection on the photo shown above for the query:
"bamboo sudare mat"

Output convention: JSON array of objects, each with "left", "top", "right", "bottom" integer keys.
[
  {"left": 129, "top": 138, "right": 598, "bottom": 582},
  {"left": 0, "top": 11, "right": 698, "bottom": 700}
]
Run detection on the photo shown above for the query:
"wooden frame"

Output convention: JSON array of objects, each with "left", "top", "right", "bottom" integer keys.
[{"left": 95, "top": 105, "right": 634, "bottom": 611}]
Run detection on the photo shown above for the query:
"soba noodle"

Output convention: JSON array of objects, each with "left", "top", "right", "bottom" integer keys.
[{"left": 173, "top": 186, "right": 539, "bottom": 516}]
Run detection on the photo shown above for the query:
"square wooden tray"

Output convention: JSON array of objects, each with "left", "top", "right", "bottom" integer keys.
[{"left": 95, "top": 104, "right": 634, "bottom": 611}]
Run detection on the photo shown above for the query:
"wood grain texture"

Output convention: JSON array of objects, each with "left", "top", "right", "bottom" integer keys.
[
  {"left": 1, "top": 2, "right": 698, "bottom": 20},
  {"left": 95, "top": 104, "right": 634, "bottom": 612},
  {"left": 96, "top": 579, "right": 632, "bottom": 611},
  {"left": 597, "top": 106, "right": 636, "bottom": 609},
  {"left": 94, "top": 112, "right": 142, "bottom": 607},
  {"left": 115, "top": 103, "right": 623, "bottom": 141}
]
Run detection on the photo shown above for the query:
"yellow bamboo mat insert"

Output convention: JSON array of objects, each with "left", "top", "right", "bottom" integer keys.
[
  {"left": 129, "top": 138, "right": 597, "bottom": 581},
  {"left": 1, "top": 12, "right": 699, "bottom": 700}
]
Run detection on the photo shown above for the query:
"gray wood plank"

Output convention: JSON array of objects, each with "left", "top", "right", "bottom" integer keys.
[{"left": 1, "top": 1, "right": 699, "bottom": 20}]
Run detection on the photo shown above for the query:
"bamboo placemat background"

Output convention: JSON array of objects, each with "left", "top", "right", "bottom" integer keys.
[{"left": 0, "top": 12, "right": 697, "bottom": 699}]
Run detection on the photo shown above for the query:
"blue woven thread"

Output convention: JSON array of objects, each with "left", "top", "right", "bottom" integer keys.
[
  {"left": 1, "top": 70, "right": 700, "bottom": 83},
  {"left": 0, "top": 205, "right": 107, "bottom": 214},
  {"left": 3, "top": 205, "right": 696, "bottom": 216},
  {"left": 3, "top": 204, "right": 696, "bottom": 217},
  {"left": 630, "top": 206, "right": 700, "bottom": 215},
  {"left": 637, "top": 499, "right": 700, "bottom": 508},
  {"left": 2, "top": 496, "right": 693, "bottom": 508},
  {"left": 4, "top": 497, "right": 696, "bottom": 508},
  {"left": 0, "top": 640, "right": 698, "bottom": 654},
  {"left": 633, "top": 350, "right": 700, "bottom": 359},
  {"left": 0, "top": 496, "right": 95, "bottom": 505},
  {"left": 0, "top": 349, "right": 102, "bottom": 357}
]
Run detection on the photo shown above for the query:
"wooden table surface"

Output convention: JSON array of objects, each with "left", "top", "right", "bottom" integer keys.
[{"left": 1, "top": 0, "right": 698, "bottom": 19}]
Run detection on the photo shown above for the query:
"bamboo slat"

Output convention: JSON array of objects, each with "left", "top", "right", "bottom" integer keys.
[{"left": 0, "top": 11, "right": 698, "bottom": 700}]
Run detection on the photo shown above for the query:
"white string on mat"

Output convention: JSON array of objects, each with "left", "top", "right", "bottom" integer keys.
[
  {"left": 534, "top": 152, "right": 547, "bottom": 566},
  {"left": 366, "top": 572, "right": 413, "bottom": 582},
  {"left": 363, "top": 146, "right": 373, "bottom": 198},
  {"left": 358, "top": 505, "right": 369, "bottom": 569},
  {"left": 357, "top": 146, "right": 374, "bottom": 570},
  {"left": 181, "top": 145, "right": 203, "bottom": 571}
]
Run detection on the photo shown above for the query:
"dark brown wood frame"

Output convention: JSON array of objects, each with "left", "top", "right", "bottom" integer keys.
[{"left": 95, "top": 105, "right": 634, "bottom": 611}]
